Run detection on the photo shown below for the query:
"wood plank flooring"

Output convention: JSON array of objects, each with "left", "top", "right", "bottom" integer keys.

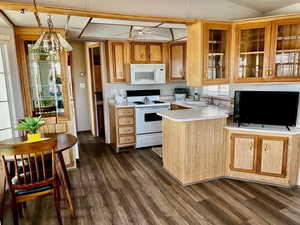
[{"left": 3, "top": 132, "right": 300, "bottom": 225}]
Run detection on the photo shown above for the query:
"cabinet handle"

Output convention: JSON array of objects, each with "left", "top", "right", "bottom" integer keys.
[
  {"left": 264, "top": 144, "right": 268, "bottom": 152},
  {"left": 249, "top": 142, "right": 254, "bottom": 151}
]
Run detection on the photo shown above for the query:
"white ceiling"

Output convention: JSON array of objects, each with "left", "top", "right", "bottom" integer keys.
[
  {"left": 1, "top": 9, "right": 187, "bottom": 41},
  {"left": 1, "top": 0, "right": 300, "bottom": 41},
  {"left": 228, "top": 0, "right": 300, "bottom": 13},
  {"left": 3, "top": 0, "right": 300, "bottom": 19}
]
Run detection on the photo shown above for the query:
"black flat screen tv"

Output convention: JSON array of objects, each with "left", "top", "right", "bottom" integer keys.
[{"left": 233, "top": 91, "right": 299, "bottom": 127}]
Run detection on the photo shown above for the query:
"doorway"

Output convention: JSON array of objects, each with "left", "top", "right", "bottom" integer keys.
[{"left": 89, "top": 45, "right": 105, "bottom": 137}]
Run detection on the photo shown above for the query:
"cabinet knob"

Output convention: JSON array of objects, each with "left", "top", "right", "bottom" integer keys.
[{"left": 249, "top": 142, "right": 254, "bottom": 151}]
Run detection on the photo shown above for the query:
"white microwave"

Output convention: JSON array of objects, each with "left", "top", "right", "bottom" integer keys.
[{"left": 130, "top": 64, "right": 166, "bottom": 85}]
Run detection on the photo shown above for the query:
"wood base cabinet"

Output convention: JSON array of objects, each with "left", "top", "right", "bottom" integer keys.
[
  {"left": 226, "top": 129, "right": 300, "bottom": 187},
  {"left": 109, "top": 105, "right": 136, "bottom": 152}
]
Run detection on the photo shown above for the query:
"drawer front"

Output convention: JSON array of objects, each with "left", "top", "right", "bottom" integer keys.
[
  {"left": 118, "top": 117, "right": 134, "bottom": 126},
  {"left": 117, "top": 108, "right": 134, "bottom": 117},
  {"left": 119, "top": 126, "right": 135, "bottom": 135},
  {"left": 119, "top": 135, "right": 135, "bottom": 145}
]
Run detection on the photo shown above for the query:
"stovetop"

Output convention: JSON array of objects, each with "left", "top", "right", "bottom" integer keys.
[{"left": 133, "top": 100, "right": 166, "bottom": 105}]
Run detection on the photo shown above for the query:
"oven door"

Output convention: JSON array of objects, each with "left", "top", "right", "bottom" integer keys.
[{"left": 135, "top": 106, "right": 169, "bottom": 134}]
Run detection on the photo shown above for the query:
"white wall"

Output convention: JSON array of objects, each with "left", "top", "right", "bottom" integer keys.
[{"left": 70, "top": 41, "right": 91, "bottom": 132}]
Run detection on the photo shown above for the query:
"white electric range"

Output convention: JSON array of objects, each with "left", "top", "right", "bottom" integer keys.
[{"left": 126, "top": 90, "right": 170, "bottom": 148}]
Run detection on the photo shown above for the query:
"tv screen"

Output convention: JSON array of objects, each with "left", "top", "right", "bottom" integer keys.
[{"left": 233, "top": 91, "right": 299, "bottom": 126}]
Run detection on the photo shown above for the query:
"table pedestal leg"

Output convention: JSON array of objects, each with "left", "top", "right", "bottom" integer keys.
[
  {"left": 57, "top": 152, "right": 71, "bottom": 190},
  {"left": 57, "top": 155, "right": 75, "bottom": 217}
]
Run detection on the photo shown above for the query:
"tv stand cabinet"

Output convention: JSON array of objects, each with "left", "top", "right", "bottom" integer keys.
[{"left": 225, "top": 125, "right": 300, "bottom": 187}]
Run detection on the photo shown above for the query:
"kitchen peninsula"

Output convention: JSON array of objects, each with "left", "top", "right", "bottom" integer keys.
[{"left": 158, "top": 104, "right": 229, "bottom": 185}]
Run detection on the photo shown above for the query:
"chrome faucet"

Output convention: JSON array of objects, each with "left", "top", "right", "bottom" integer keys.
[{"left": 208, "top": 97, "right": 214, "bottom": 105}]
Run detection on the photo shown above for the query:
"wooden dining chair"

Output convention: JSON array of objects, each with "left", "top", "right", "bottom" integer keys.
[{"left": 0, "top": 139, "right": 63, "bottom": 225}]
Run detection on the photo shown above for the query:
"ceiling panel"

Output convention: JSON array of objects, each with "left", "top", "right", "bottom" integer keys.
[
  {"left": 91, "top": 18, "right": 161, "bottom": 27},
  {"left": 172, "top": 28, "right": 186, "bottom": 40},
  {"left": 38, "top": 13, "right": 68, "bottom": 28},
  {"left": 68, "top": 16, "right": 90, "bottom": 29},
  {"left": 158, "top": 23, "right": 186, "bottom": 29},
  {"left": 83, "top": 23, "right": 131, "bottom": 39},
  {"left": 3, "top": 10, "right": 37, "bottom": 27}
]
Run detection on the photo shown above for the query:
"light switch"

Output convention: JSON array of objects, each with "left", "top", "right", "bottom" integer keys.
[{"left": 80, "top": 83, "right": 86, "bottom": 88}]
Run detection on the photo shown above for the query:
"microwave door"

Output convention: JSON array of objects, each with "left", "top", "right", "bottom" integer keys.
[{"left": 133, "top": 71, "right": 156, "bottom": 84}]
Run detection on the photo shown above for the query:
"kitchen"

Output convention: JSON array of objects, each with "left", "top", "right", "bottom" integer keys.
[{"left": 2, "top": 0, "right": 300, "bottom": 224}]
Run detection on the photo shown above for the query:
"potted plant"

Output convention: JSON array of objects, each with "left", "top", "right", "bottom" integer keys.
[
  {"left": 174, "top": 88, "right": 190, "bottom": 101},
  {"left": 16, "top": 116, "right": 45, "bottom": 142}
]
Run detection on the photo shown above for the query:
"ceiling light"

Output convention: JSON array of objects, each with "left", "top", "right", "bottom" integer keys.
[
  {"left": 32, "top": 0, "right": 72, "bottom": 54},
  {"left": 33, "top": 15, "right": 72, "bottom": 54}
]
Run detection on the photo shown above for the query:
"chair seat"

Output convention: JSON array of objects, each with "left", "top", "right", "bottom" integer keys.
[{"left": 15, "top": 184, "right": 53, "bottom": 196}]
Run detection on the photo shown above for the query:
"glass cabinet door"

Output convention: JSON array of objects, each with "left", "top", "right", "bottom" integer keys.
[
  {"left": 236, "top": 23, "right": 271, "bottom": 81},
  {"left": 203, "top": 23, "right": 231, "bottom": 84},
  {"left": 270, "top": 20, "right": 300, "bottom": 80},
  {"left": 24, "top": 40, "right": 67, "bottom": 119}
]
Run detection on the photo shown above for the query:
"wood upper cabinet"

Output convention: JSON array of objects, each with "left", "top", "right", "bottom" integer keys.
[
  {"left": 130, "top": 42, "right": 163, "bottom": 63},
  {"left": 186, "top": 21, "right": 232, "bottom": 86},
  {"left": 230, "top": 134, "right": 257, "bottom": 173},
  {"left": 203, "top": 23, "right": 231, "bottom": 85},
  {"left": 269, "top": 18, "right": 300, "bottom": 81},
  {"left": 234, "top": 22, "right": 271, "bottom": 83},
  {"left": 107, "top": 41, "right": 129, "bottom": 83},
  {"left": 169, "top": 42, "right": 186, "bottom": 81},
  {"left": 230, "top": 133, "right": 288, "bottom": 178},
  {"left": 258, "top": 137, "right": 288, "bottom": 177},
  {"left": 131, "top": 42, "right": 148, "bottom": 63},
  {"left": 148, "top": 43, "right": 163, "bottom": 63}
]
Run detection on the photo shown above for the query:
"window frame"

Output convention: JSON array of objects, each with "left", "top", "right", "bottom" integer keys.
[{"left": 0, "top": 42, "right": 16, "bottom": 140}]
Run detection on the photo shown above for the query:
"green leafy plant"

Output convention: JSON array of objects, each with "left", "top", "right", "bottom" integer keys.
[
  {"left": 16, "top": 116, "right": 45, "bottom": 134},
  {"left": 174, "top": 88, "right": 190, "bottom": 95}
]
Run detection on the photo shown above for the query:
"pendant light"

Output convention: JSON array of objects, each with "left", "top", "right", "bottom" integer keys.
[{"left": 32, "top": 0, "right": 72, "bottom": 54}]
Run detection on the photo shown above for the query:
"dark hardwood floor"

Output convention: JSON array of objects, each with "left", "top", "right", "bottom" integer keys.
[{"left": 3, "top": 132, "right": 300, "bottom": 225}]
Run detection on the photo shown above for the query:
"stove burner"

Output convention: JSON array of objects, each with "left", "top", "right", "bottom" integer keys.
[
  {"left": 153, "top": 100, "right": 165, "bottom": 104},
  {"left": 133, "top": 101, "right": 145, "bottom": 105}
]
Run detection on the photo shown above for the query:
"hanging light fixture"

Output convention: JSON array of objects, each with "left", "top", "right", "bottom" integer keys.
[{"left": 32, "top": 0, "right": 72, "bottom": 54}]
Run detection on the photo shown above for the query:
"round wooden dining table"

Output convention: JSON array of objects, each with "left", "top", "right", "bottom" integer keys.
[
  {"left": 0, "top": 133, "right": 77, "bottom": 189},
  {"left": 0, "top": 133, "right": 77, "bottom": 219}
]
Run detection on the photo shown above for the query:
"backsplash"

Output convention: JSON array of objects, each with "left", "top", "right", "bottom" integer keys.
[{"left": 105, "top": 82, "right": 188, "bottom": 98}]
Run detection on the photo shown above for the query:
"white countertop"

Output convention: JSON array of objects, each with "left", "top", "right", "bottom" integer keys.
[
  {"left": 225, "top": 124, "right": 300, "bottom": 135},
  {"left": 109, "top": 100, "right": 136, "bottom": 108},
  {"left": 158, "top": 105, "right": 229, "bottom": 122}
]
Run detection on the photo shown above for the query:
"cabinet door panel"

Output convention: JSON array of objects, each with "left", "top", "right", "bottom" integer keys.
[
  {"left": 170, "top": 42, "right": 186, "bottom": 81},
  {"left": 235, "top": 22, "right": 271, "bottom": 83},
  {"left": 269, "top": 19, "right": 300, "bottom": 81},
  {"left": 203, "top": 23, "right": 231, "bottom": 85},
  {"left": 259, "top": 137, "right": 288, "bottom": 177},
  {"left": 230, "top": 135, "right": 257, "bottom": 173},
  {"left": 149, "top": 43, "right": 163, "bottom": 63},
  {"left": 109, "top": 42, "right": 128, "bottom": 82},
  {"left": 131, "top": 42, "right": 147, "bottom": 63}
]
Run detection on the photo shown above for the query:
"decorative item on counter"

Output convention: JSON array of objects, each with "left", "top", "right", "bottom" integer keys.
[
  {"left": 194, "top": 92, "right": 200, "bottom": 101},
  {"left": 16, "top": 116, "right": 45, "bottom": 142},
  {"left": 174, "top": 88, "right": 189, "bottom": 100}
]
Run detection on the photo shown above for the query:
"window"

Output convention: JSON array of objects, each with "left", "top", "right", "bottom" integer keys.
[
  {"left": 202, "top": 84, "right": 230, "bottom": 97},
  {"left": 0, "top": 44, "right": 13, "bottom": 141}
]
